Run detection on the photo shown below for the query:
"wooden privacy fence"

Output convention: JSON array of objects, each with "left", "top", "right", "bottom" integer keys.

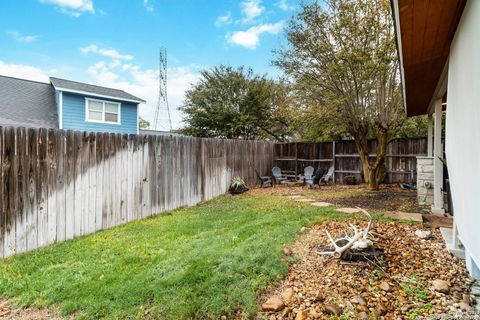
[
  {"left": 0, "top": 126, "right": 274, "bottom": 258},
  {"left": 274, "top": 138, "right": 427, "bottom": 183}
]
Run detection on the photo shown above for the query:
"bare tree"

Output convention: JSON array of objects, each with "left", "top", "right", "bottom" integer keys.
[{"left": 275, "top": 0, "right": 404, "bottom": 190}]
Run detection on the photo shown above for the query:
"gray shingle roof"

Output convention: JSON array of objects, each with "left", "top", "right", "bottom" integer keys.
[
  {"left": 0, "top": 75, "right": 58, "bottom": 129},
  {"left": 50, "top": 77, "right": 145, "bottom": 103}
]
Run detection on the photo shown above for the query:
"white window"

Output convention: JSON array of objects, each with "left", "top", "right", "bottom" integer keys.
[{"left": 86, "top": 98, "right": 121, "bottom": 124}]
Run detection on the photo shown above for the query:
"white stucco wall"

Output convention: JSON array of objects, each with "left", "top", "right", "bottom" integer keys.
[{"left": 446, "top": 0, "right": 480, "bottom": 278}]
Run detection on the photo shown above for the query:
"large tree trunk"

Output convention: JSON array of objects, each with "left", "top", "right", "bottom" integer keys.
[{"left": 353, "top": 130, "right": 389, "bottom": 191}]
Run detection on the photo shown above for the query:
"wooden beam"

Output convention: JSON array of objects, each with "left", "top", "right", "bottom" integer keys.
[{"left": 332, "top": 141, "right": 336, "bottom": 183}]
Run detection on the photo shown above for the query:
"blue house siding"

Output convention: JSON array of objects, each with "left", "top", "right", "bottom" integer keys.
[{"left": 61, "top": 92, "right": 138, "bottom": 134}]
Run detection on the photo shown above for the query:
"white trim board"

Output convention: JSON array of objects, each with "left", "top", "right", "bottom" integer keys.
[
  {"left": 54, "top": 86, "right": 145, "bottom": 104},
  {"left": 59, "top": 91, "right": 63, "bottom": 129},
  {"left": 136, "top": 106, "right": 139, "bottom": 134}
]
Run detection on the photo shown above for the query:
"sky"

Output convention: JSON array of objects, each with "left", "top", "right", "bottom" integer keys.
[{"left": 0, "top": 0, "right": 301, "bottom": 130}]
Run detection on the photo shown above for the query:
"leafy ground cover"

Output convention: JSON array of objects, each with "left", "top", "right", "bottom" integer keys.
[
  {"left": 0, "top": 193, "right": 351, "bottom": 319},
  {"left": 253, "top": 184, "right": 428, "bottom": 212}
]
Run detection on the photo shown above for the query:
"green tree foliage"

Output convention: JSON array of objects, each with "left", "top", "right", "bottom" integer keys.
[
  {"left": 274, "top": 0, "right": 404, "bottom": 190},
  {"left": 139, "top": 117, "right": 150, "bottom": 129},
  {"left": 294, "top": 101, "right": 350, "bottom": 141},
  {"left": 298, "top": 111, "right": 429, "bottom": 141},
  {"left": 180, "top": 66, "right": 296, "bottom": 141},
  {"left": 396, "top": 115, "right": 429, "bottom": 139}
]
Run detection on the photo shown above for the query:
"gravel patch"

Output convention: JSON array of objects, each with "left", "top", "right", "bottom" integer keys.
[{"left": 259, "top": 221, "right": 475, "bottom": 319}]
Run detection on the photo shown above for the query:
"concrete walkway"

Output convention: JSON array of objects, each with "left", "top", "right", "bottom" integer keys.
[{"left": 285, "top": 195, "right": 333, "bottom": 207}]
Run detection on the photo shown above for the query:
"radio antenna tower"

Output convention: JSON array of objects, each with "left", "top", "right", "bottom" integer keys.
[{"left": 153, "top": 47, "right": 172, "bottom": 131}]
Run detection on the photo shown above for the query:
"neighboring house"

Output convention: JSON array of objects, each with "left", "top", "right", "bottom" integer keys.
[
  {"left": 0, "top": 75, "right": 145, "bottom": 134},
  {"left": 392, "top": 0, "right": 479, "bottom": 279}
]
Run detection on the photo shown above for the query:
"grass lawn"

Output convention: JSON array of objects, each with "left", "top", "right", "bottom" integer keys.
[{"left": 0, "top": 193, "right": 358, "bottom": 319}]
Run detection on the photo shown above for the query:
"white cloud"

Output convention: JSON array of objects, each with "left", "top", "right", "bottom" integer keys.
[
  {"left": 215, "top": 12, "right": 232, "bottom": 27},
  {"left": 84, "top": 49, "right": 201, "bottom": 130},
  {"left": 276, "top": 0, "right": 294, "bottom": 11},
  {"left": 7, "top": 31, "right": 38, "bottom": 43},
  {"left": 224, "top": 0, "right": 284, "bottom": 49},
  {"left": 81, "top": 44, "right": 202, "bottom": 129},
  {"left": 81, "top": 44, "right": 134, "bottom": 61},
  {"left": 227, "top": 21, "right": 284, "bottom": 49},
  {"left": 240, "top": 0, "right": 265, "bottom": 24},
  {"left": 91, "top": 65, "right": 200, "bottom": 130},
  {"left": 0, "top": 60, "right": 49, "bottom": 83},
  {"left": 143, "top": 0, "right": 154, "bottom": 12},
  {"left": 39, "top": 0, "right": 95, "bottom": 16}
]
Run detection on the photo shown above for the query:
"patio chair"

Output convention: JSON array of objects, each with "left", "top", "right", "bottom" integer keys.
[
  {"left": 321, "top": 166, "right": 335, "bottom": 184},
  {"left": 255, "top": 169, "right": 272, "bottom": 188},
  {"left": 301, "top": 166, "right": 315, "bottom": 187},
  {"left": 312, "top": 167, "right": 326, "bottom": 186},
  {"left": 271, "top": 166, "right": 287, "bottom": 184}
]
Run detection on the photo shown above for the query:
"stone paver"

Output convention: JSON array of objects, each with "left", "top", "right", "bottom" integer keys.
[
  {"left": 310, "top": 202, "right": 333, "bottom": 207},
  {"left": 286, "top": 195, "right": 304, "bottom": 199},
  {"left": 336, "top": 207, "right": 362, "bottom": 214},
  {"left": 384, "top": 211, "right": 423, "bottom": 222},
  {"left": 295, "top": 198, "right": 315, "bottom": 202}
]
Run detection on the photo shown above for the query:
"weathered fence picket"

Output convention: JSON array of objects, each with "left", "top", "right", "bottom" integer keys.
[
  {"left": 26, "top": 128, "right": 38, "bottom": 250},
  {"left": 65, "top": 130, "right": 75, "bottom": 240},
  {"left": 0, "top": 126, "right": 275, "bottom": 258},
  {"left": 37, "top": 128, "right": 48, "bottom": 247},
  {"left": 4, "top": 127, "right": 16, "bottom": 257},
  {"left": 16, "top": 127, "right": 27, "bottom": 254}
]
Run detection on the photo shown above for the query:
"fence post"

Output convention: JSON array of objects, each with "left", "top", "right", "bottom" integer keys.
[
  {"left": 294, "top": 142, "right": 298, "bottom": 178},
  {"left": 332, "top": 141, "right": 336, "bottom": 183}
]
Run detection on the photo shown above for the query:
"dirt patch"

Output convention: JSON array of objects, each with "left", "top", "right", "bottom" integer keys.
[
  {"left": 0, "top": 300, "right": 64, "bottom": 320},
  {"left": 423, "top": 214, "right": 454, "bottom": 229},
  {"left": 258, "top": 221, "right": 475, "bottom": 319},
  {"left": 321, "top": 189, "right": 422, "bottom": 212},
  {"left": 249, "top": 184, "right": 429, "bottom": 213}
]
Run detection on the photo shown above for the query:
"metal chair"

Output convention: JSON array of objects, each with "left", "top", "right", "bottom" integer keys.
[{"left": 255, "top": 169, "right": 272, "bottom": 188}]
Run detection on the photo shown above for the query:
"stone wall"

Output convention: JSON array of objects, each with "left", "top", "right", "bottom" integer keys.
[{"left": 417, "top": 156, "right": 434, "bottom": 205}]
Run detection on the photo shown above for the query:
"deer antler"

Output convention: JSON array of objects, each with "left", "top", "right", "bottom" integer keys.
[
  {"left": 322, "top": 223, "right": 362, "bottom": 258},
  {"left": 317, "top": 208, "right": 373, "bottom": 258},
  {"left": 355, "top": 207, "right": 372, "bottom": 239}
]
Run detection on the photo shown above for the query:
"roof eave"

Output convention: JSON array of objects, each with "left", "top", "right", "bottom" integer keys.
[
  {"left": 51, "top": 84, "right": 146, "bottom": 104},
  {"left": 391, "top": 0, "right": 466, "bottom": 117}
]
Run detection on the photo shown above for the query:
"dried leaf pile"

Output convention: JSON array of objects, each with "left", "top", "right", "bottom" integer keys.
[{"left": 259, "top": 221, "right": 476, "bottom": 319}]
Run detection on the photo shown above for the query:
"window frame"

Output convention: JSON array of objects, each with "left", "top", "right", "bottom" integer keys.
[{"left": 85, "top": 98, "right": 122, "bottom": 125}]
